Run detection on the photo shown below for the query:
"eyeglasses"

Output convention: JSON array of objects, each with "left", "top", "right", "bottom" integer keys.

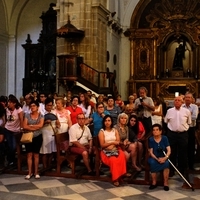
[
  {"left": 98, "top": 106, "right": 104, "bottom": 108},
  {"left": 40, "top": 96, "right": 45, "bottom": 98},
  {"left": 8, "top": 115, "right": 14, "bottom": 122},
  {"left": 77, "top": 118, "right": 85, "bottom": 120}
]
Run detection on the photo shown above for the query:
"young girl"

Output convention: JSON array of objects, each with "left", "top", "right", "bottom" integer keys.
[{"left": 148, "top": 124, "right": 171, "bottom": 191}]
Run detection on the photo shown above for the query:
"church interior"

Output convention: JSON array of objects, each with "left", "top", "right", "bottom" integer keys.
[
  {"left": 1, "top": 0, "right": 200, "bottom": 100},
  {"left": 1, "top": 0, "right": 200, "bottom": 199}
]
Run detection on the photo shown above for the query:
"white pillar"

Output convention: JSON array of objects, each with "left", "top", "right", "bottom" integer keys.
[{"left": 7, "top": 35, "right": 16, "bottom": 95}]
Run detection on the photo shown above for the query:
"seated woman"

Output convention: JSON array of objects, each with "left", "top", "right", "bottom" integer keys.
[
  {"left": 114, "top": 113, "right": 141, "bottom": 172},
  {"left": 148, "top": 124, "right": 171, "bottom": 191},
  {"left": 98, "top": 115, "right": 126, "bottom": 186},
  {"left": 127, "top": 114, "right": 145, "bottom": 169},
  {"left": 54, "top": 98, "right": 72, "bottom": 133},
  {"left": 124, "top": 95, "right": 136, "bottom": 116},
  {"left": 87, "top": 102, "right": 110, "bottom": 136},
  {"left": 23, "top": 100, "right": 44, "bottom": 179}
]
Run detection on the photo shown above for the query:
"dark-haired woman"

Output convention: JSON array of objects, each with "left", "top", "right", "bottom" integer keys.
[
  {"left": 79, "top": 93, "right": 92, "bottom": 118},
  {"left": 105, "top": 96, "right": 121, "bottom": 125},
  {"left": 23, "top": 100, "right": 44, "bottom": 179},
  {"left": 66, "top": 96, "right": 83, "bottom": 125},
  {"left": 148, "top": 124, "right": 171, "bottom": 191},
  {"left": 40, "top": 98, "right": 60, "bottom": 169},
  {"left": 87, "top": 102, "right": 110, "bottom": 136},
  {"left": 98, "top": 115, "right": 126, "bottom": 187},
  {"left": 128, "top": 114, "right": 145, "bottom": 169},
  {"left": 4, "top": 96, "right": 23, "bottom": 165}
]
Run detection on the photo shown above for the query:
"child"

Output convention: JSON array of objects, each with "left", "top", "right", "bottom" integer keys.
[{"left": 148, "top": 124, "right": 171, "bottom": 191}]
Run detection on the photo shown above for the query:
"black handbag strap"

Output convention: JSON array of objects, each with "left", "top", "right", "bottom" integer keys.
[
  {"left": 50, "top": 122, "right": 57, "bottom": 135},
  {"left": 77, "top": 128, "right": 85, "bottom": 141}
]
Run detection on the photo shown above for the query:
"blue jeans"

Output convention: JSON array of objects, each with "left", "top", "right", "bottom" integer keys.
[{"left": 4, "top": 128, "right": 17, "bottom": 163}]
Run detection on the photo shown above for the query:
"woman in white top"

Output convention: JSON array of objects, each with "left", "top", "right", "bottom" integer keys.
[
  {"left": 98, "top": 115, "right": 127, "bottom": 187},
  {"left": 151, "top": 98, "right": 163, "bottom": 125},
  {"left": 78, "top": 93, "right": 92, "bottom": 118},
  {"left": 54, "top": 98, "right": 72, "bottom": 133}
]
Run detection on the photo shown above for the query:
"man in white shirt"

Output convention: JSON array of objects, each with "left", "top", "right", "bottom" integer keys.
[
  {"left": 164, "top": 96, "right": 191, "bottom": 177},
  {"left": 69, "top": 113, "right": 94, "bottom": 175},
  {"left": 182, "top": 92, "right": 198, "bottom": 170}
]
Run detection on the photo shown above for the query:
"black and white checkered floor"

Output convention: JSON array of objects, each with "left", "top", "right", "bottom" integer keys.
[{"left": 0, "top": 171, "right": 200, "bottom": 200}]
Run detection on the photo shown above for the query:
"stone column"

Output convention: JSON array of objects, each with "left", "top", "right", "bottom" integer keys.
[{"left": 7, "top": 35, "right": 16, "bottom": 95}]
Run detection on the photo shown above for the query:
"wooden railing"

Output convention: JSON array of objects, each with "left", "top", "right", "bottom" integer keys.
[{"left": 77, "top": 63, "right": 114, "bottom": 95}]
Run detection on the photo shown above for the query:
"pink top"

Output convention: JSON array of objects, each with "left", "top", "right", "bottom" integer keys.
[{"left": 5, "top": 107, "right": 23, "bottom": 132}]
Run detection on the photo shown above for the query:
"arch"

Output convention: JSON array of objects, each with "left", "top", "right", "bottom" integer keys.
[
  {"left": 120, "top": 0, "right": 140, "bottom": 28},
  {"left": 9, "top": 0, "right": 30, "bottom": 36},
  {"left": 0, "top": 0, "right": 8, "bottom": 34}
]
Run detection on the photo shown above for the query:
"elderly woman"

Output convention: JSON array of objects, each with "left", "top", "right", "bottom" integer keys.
[
  {"left": 98, "top": 115, "right": 126, "bottom": 186},
  {"left": 23, "top": 100, "right": 44, "bottom": 179},
  {"left": 148, "top": 124, "right": 171, "bottom": 191},
  {"left": 114, "top": 113, "right": 141, "bottom": 171},
  {"left": 54, "top": 98, "right": 72, "bottom": 133}
]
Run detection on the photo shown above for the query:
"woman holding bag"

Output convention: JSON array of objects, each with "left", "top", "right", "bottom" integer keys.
[
  {"left": 98, "top": 115, "right": 126, "bottom": 187},
  {"left": 23, "top": 100, "right": 44, "bottom": 179}
]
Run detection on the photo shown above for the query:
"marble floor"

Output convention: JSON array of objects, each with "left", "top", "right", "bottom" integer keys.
[{"left": 0, "top": 171, "right": 200, "bottom": 200}]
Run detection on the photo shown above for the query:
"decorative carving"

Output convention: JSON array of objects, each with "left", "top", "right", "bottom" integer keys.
[
  {"left": 159, "top": 82, "right": 196, "bottom": 98},
  {"left": 135, "top": 39, "right": 152, "bottom": 79},
  {"left": 128, "top": 0, "right": 200, "bottom": 98}
]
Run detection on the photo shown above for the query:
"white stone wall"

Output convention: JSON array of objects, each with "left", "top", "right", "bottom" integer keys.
[
  {"left": 0, "top": 0, "right": 140, "bottom": 100},
  {"left": 106, "top": 0, "right": 139, "bottom": 100}
]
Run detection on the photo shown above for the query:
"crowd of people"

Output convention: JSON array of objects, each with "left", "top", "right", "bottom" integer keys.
[{"left": 0, "top": 87, "right": 199, "bottom": 191}]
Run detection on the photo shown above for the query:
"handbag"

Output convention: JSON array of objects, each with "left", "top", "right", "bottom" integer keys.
[
  {"left": 20, "top": 132, "right": 34, "bottom": 143},
  {"left": 103, "top": 148, "right": 119, "bottom": 157}
]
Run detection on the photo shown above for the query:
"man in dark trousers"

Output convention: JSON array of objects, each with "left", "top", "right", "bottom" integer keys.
[
  {"left": 182, "top": 92, "right": 198, "bottom": 170},
  {"left": 164, "top": 96, "right": 191, "bottom": 177}
]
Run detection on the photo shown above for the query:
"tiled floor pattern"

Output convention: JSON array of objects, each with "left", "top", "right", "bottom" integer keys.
[{"left": 0, "top": 172, "right": 199, "bottom": 200}]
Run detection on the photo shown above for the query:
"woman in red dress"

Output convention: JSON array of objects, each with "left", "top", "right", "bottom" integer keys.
[{"left": 98, "top": 115, "right": 126, "bottom": 186}]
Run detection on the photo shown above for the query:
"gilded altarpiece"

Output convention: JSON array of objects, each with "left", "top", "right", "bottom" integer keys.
[{"left": 128, "top": 0, "right": 200, "bottom": 99}]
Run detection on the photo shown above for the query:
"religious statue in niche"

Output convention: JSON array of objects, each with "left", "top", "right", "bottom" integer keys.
[{"left": 172, "top": 41, "right": 186, "bottom": 70}]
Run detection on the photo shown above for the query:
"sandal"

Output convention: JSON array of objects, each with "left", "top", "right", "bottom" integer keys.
[
  {"left": 25, "top": 174, "right": 33, "bottom": 180},
  {"left": 113, "top": 181, "right": 120, "bottom": 187},
  {"left": 125, "top": 173, "right": 132, "bottom": 177},
  {"left": 35, "top": 174, "right": 40, "bottom": 179}
]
